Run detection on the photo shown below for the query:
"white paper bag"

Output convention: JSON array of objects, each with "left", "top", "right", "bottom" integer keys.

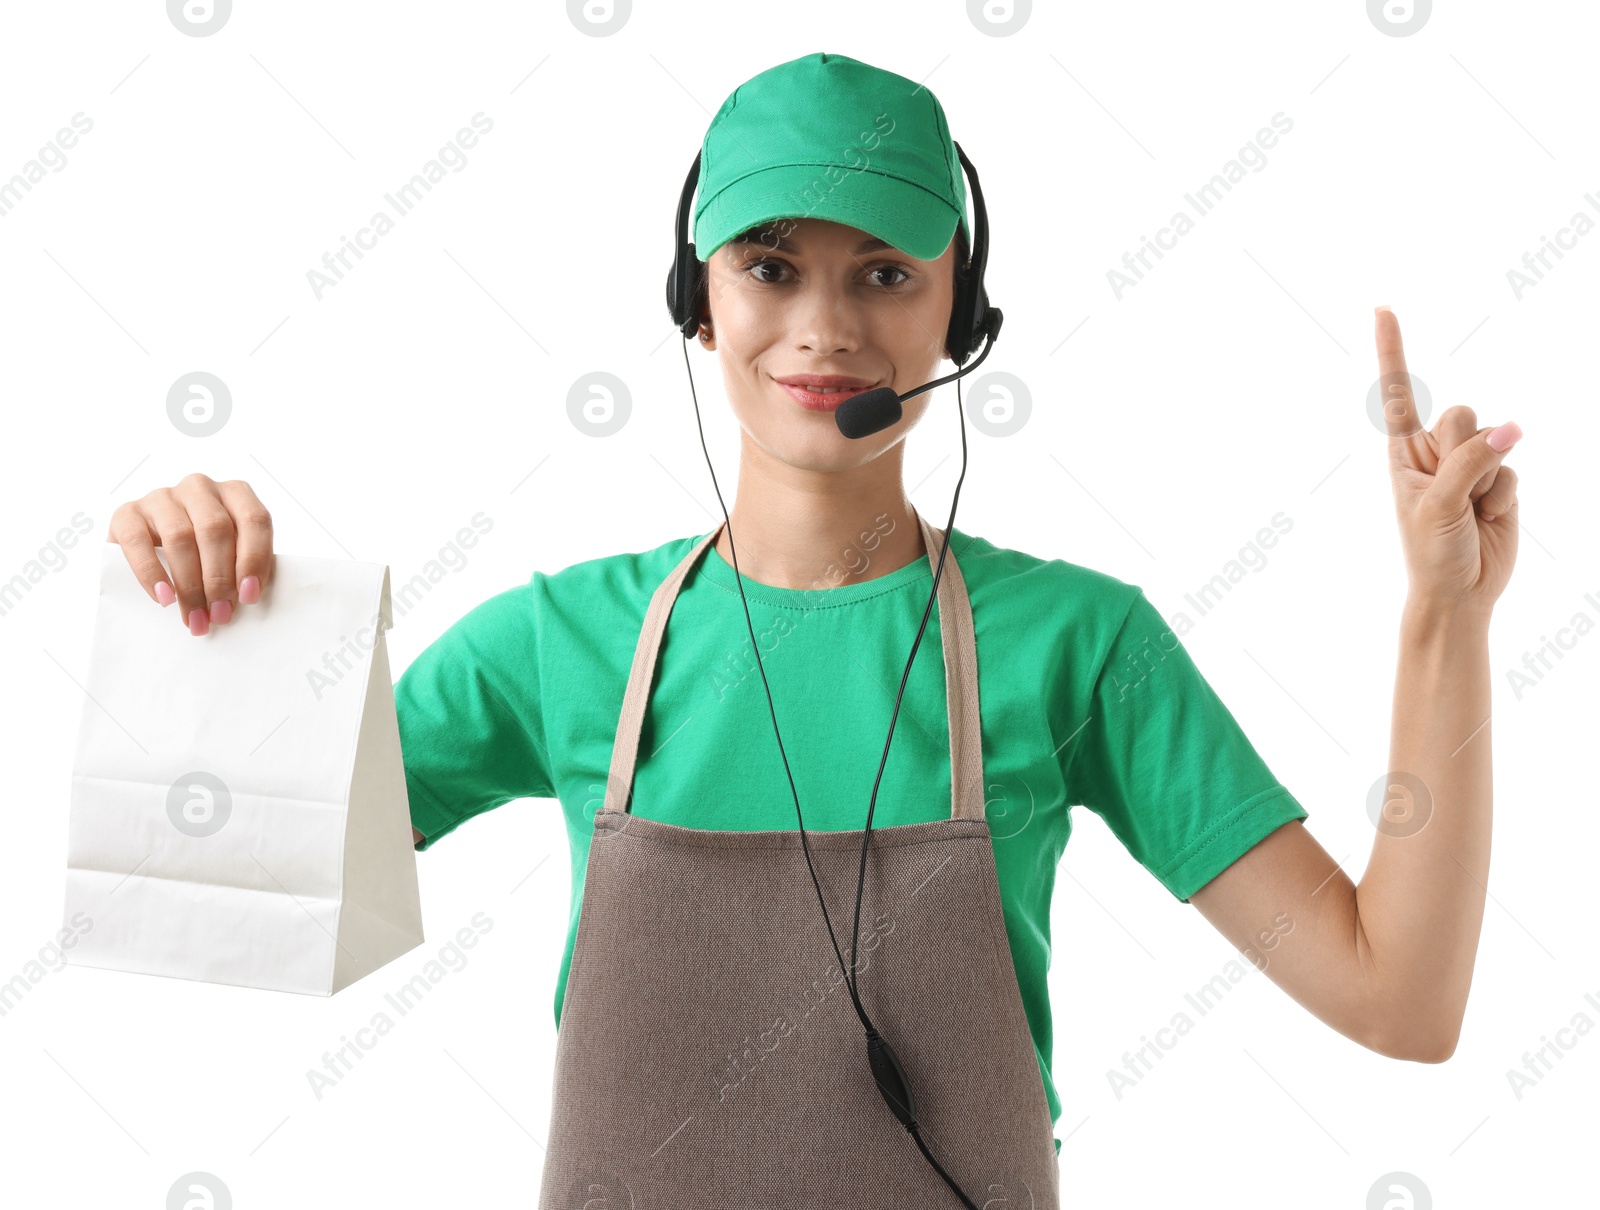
[{"left": 64, "top": 545, "right": 425, "bottom": 996}]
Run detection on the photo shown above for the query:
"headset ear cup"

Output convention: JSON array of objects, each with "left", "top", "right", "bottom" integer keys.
[
  {"left": 668, "top": 153, "right": 701, "bottom": 334},
  {"left": 946, "top": 276, "right": 978, "bottom": 365},
  {"left": 667, "top": 245, "right": 702, "bottom": 337},
  {"left": 970, "top": 281, "right": 992, "bottom": 356},
  {"left": 689, "top": 256, "right": 705, "bottom": 330}
]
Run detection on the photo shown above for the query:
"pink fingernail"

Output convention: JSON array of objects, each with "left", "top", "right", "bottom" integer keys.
[
  {"left": 240, "top": 575, "right": 260, "bottom": 605},
  {"left": 1487, "top": 421, "right": 1522, "bottom": 452},
  {"left": 210, "top": 599, "right": 233, "bottom": 626},
  {"left": 189, "top": 608, "right": 209, "bottom": 637},
  {"left": 154, "top": 582, "right": 175, "bottom": 606}
]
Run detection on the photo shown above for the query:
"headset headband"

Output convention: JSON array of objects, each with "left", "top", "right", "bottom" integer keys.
[{"left": 666, "top": 142, "right": 999, "bottom": 366}]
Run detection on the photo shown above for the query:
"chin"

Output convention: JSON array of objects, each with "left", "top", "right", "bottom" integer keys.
[{"left": 751, "top": 423, "right": 890, "bottom": 471}]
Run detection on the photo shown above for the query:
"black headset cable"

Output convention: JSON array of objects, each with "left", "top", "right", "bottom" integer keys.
[{"left": 678, "top": 332, "right": 988, "bottom": 1210}]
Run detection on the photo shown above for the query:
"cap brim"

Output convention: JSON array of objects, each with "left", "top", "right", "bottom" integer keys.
[{"left": 695, "top": 163, "right": 964, "bottom": 263}]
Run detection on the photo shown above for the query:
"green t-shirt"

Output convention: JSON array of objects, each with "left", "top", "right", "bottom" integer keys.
[{"left": 394, "top": 525, "right": 1308, "bottom": 1154}]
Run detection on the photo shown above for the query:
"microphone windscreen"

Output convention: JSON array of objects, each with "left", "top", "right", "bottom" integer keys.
[{"left": 834, "top": 388, "right": 902, "bottom": 439}]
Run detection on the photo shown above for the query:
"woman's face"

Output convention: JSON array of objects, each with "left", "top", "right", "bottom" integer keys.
[{"left": 700, "top": 216, "right": 958, "bottom": 473}]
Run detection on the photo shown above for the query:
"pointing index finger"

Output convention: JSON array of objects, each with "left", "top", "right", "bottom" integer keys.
[{"left": 1375, "top": 306, "right": 1426, "bottom": 462}]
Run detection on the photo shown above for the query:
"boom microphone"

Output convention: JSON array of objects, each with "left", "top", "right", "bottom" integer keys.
[{"left": 834, "top": 311, "right": 1003, "bottom": 440}]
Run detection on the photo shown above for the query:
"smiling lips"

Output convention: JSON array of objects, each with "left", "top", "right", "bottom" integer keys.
[{"left": 774, "top": 374, "right": 877, "bottom": 412}]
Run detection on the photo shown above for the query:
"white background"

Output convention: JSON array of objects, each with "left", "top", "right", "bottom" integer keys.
[{"left": 2, "top": 1, "right": 1595, "bottom": 1206}]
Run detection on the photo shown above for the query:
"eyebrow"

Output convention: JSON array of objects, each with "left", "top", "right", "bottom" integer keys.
[{"left": 732, "top": 232, "right": 895, "bottom": 255}]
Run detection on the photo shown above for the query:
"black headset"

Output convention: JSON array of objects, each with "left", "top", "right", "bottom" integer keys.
[{"left": 666, "top": 141, "right": 1001, "bottom": 365}]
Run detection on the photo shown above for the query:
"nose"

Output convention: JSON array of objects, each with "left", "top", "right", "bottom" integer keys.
[
  {"left": 795, "top": 327, "right": 858, "bottom": 357},
  {"left": 791, "top": 281, "right": 863, "bottom": 356}
]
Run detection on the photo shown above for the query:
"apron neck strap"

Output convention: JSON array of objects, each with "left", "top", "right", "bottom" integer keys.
[{"left": 602, "top": 510, "right": 985, "bottom": 822}]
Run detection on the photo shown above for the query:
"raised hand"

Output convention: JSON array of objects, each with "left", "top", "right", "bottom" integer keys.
[{"left": 1375, "top": 307, "right": 1522, "bottom": 620}]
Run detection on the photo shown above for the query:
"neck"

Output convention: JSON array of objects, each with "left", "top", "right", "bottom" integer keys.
[{"left": 712, "top": 431, "right": 928, "bottom": 592}]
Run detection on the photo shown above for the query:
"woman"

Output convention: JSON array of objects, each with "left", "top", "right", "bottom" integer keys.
[{"left": 105, "top": 51, "right": 1522, "bottom": 1209}]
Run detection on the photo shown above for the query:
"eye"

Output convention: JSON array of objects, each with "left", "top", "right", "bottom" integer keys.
[
  {"left": 867, "top": 264, "right": 912, "bottom": 289},
  {"left": 742, "top": 257, "right": 788, "bottom": 285}
]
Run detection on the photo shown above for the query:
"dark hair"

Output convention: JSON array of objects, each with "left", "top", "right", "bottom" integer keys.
[{"left": 693, "top": 221, "right": 973, "bottom": 338}]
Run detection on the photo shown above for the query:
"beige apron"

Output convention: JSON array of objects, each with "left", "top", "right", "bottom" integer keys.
[{"left": 538, "top": 512, "right": 1060, "bottom": 1209}]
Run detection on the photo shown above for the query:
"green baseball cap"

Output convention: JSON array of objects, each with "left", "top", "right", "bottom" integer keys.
[{"left": 692, "top": 52, "right": 971, "bottom": 265}]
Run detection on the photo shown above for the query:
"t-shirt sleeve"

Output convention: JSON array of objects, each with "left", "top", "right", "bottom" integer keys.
[
  {"left": 1064, "top": 588, "right": 1309, "bottom": 903},
  {"left": 393, "top": 582, "right": 556, "bottom": 851}
]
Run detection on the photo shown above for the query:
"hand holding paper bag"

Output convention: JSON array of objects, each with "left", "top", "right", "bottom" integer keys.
[{"left": 64, "top": 544, "right": 425, "bottom": 995}]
